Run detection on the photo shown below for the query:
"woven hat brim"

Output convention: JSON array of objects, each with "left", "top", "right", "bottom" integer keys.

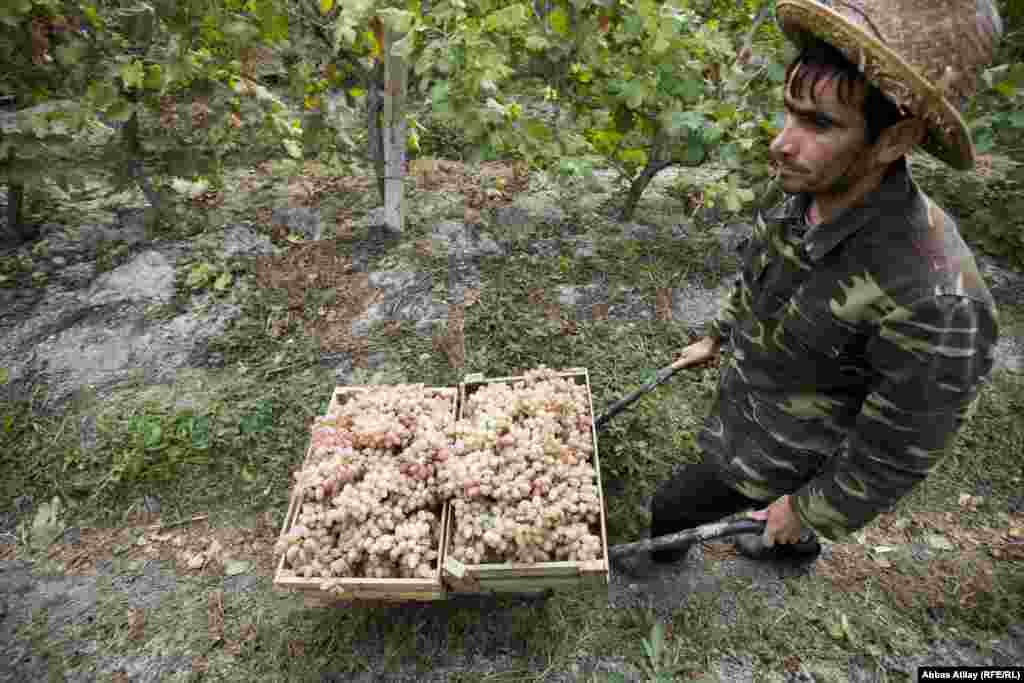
[{"left": 776, "top": 0, "right": 975, "bottom": 171}]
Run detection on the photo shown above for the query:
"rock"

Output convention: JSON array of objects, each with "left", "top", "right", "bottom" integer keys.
[
  {"left": 271, "top": 207, "right": 322, "bottom": 241},
  {"left": 526, "top": 238, "right": 562, "bottom": 258},
  {"left": 620, "top": 223, "right": 659, "bottom": 242},
  {"left": 430, "top": 221, "right": 504, "bottom": 258},
  {"left": 352, "top": 270, "right": 447, "bottom": 336},
  {"left": 142, "top": 496, "right": 160, "bottom": 516},
  {"left": 497, "top": 195, "right": 566, "bottom": 229},
  {"left": 222, "top": 225, "right": 276, "bottom": 258},
  {"left": 59, "top": 527, "right": 81, "bottom": 546},
  {"left": 78, "top": 415, "right": 98, "bottom": 452},
  {"left": 13, "top": 496, "right": 32, "bottom": 515},
  {"left": 671, "top": 282, "right": 732, "bottom": 333},
  {"left": 569, "top": 237, "right": 596, "bottom": 258},
  {"left": 87, "top": 250, "right": 175, "bottom": 306}
]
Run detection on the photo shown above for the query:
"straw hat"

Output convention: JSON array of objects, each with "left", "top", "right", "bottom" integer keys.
[{"left": 774, "top": 0, "right": 1004, "bottom": 170}]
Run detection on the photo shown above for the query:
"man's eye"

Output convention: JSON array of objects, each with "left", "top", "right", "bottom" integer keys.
[{"left": 810, "top": 117, "right": 831, "bottom": 129}]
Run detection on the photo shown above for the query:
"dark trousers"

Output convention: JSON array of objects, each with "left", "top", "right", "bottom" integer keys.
[{"left": 649, "top": 462, "right": 762, "bottom": 562}]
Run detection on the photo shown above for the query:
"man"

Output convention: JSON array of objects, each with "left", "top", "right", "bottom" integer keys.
[{"left": 628, "top": 0, "right": 1004, "bottom": 572}]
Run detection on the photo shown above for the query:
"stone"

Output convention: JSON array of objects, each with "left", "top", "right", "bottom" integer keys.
[
  {"left": 222, "top": 225, "right": 276, "bottom": 258},
  {"left": 351, "top": 270, "right": 447, "bottom": 336},
  {"left": 87, "top": 250, "right": 175, "bottom": 306},
  {"left": 620, "top": 223, "right": 660, "bottom": 242},
  {"left": 504, "top": 194, "right": 566, "bottom": 227},
  {"left": 271, "top": 207, "right": 322, "bottom": 241},
  {"left": 430, "top": 221, "right": 504, "bottom": 258}
]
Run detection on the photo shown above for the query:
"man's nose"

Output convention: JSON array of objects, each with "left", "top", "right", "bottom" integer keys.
[{"left": 770, "top": 125, "right": 798, "bottom": 162}]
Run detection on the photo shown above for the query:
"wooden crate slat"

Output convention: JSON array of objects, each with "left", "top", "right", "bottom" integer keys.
[{"left": 467, "top": 561, "right": 582, "bottom": 579}]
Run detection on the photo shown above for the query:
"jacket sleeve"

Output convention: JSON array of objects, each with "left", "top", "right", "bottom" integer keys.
[
  {"left": 709, "top": 276, "right": 743, "bottom": 346},
  {"left": 790, "top": 294, "right": 999, "bottom": 541}
]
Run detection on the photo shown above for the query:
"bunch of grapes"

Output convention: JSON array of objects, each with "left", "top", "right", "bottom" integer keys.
[
  {"left": 275, "top": 385, "right": 454, "bottom": 580},
  {"left": 440, "top": 367, "right": 604, "bottom": 564}
]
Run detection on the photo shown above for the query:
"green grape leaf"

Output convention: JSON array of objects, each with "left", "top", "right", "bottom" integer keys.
[
  {"left": 144, "top": 64, "right": 164, "bottom": 90},
  {"left": 549, "top": 8, "right": 570, "bottom": 36},
  {"left": 619, "top": 81, "right": 645, "bottom": 110},
  {"left": 684, "top": 133, "right": 706, "bottom": 164},
  {"left": 213, "top": 272, "right": 232, "bottom": 291},
  {"left": 186, "top": 262, "right": 214, "bottom": 288},
  {"left": 120, "top": 61, "right": 146, "bottom": 89},
  {"left": 667, "top": 110, "right": 704, "bottom": 135},
  {"left": 319, "top": 0, "right": 334, "bottom": 15},
  {"left": 524, "top": 120, "right": 554, "bottom": 142},
  {"left": 486, "top": 4, "right": 528, "bottom": 31},
  {"left": 618, "top": 148, "right": 648, "bottom": 166}
]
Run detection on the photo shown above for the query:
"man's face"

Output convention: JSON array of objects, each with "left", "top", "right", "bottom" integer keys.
[{"left": 768, "top": 63, "right": 879, "bottom": 198}]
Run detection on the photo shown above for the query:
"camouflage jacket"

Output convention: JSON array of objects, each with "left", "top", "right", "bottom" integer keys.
[{"left": 704, "top": 159, "right": 999, "bottom": 541}]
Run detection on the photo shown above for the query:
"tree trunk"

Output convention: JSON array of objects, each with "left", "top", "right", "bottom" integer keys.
[
  {"left": 620, "top": 159, "right": 674, "bottom": 222},
  {"left": 620, "top": 132, "right": 674, "bottom": 221},
  {"left": 381, "top": 23, "right": 408, "bottom": 233},
  {"left": 737, "top": 1, "right": 773, "bottom": 61},
  {"left": 3, "top": 143, "right": 34, "bottom": 243},
  {"left": 367, "top": 60, "right": 386, "bottom": 205},
  {"left": 5, "top": 182, "right": 26, "bottom": 242},
  {"left": 124, "top": 110, "right": 161, "bottom": 209}
]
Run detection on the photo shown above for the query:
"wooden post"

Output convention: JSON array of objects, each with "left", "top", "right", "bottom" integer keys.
[{"left": 381, "top": 23, "right": 408, "bottom": 233}]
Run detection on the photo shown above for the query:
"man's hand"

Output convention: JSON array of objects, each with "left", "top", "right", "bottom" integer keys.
[
  {"left": 676, "top": 336, "right": 721, "bottom": 369},
  {"left": 748, "top": 495, "right": 805, "bottom": 547}
]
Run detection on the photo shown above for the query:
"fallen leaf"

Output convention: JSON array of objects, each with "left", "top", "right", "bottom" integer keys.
[
  {"left": 873, "top": 557, "right": 892, "bottom": 569},
  {"left": 207, "top": 539, "right": 223, "bottom": 559},
  {"left": 1009, "top": 526, "right": 1023, "bottom": 538},
  {"left": 287, "top": 639, "right": 306, "bottom": 658},
  {"left": 241, "top": 623, "right": 258, "bottom": 642},
  {"left": 191, "top": 656, "right": 209, "bottom": 675},
  {"left": 171, "top": 536, "right": 185, "bottom": 548},
  {"left": 463, "top": 288, "right": 481, "bottom": 307},
  {"left": 655, "top": 287, "right": 672, "bottom": 321},
  {"left": 127, "top": 608, "right": 146, "bottom": 641},
  {"left": 188, "top": 553, "right": 207, "bottom": 570},
  {"left": 224, "top": 559, "right": 252, "bottom": 576},
  {"left": 112, "top": 671, "right": 129, "bottom": 683},
  {"left": 959, "top": 493, "right": 972, "bottom": 507}
]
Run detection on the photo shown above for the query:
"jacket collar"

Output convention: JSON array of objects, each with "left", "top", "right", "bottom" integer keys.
[{"left": 761, "top": 157, "right": 919, "bottom": 262}]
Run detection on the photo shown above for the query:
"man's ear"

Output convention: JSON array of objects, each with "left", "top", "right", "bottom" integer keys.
[{"left": 875, "top": 118, "right": 928, "bottom": 164}]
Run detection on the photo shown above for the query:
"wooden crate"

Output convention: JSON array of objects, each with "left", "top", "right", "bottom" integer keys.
[
  {"left": 443, "top": 368, "right": 610, "bottom": 594},
  {"left": 273, "top": 385, "right": 457, "bottom": 607}
]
